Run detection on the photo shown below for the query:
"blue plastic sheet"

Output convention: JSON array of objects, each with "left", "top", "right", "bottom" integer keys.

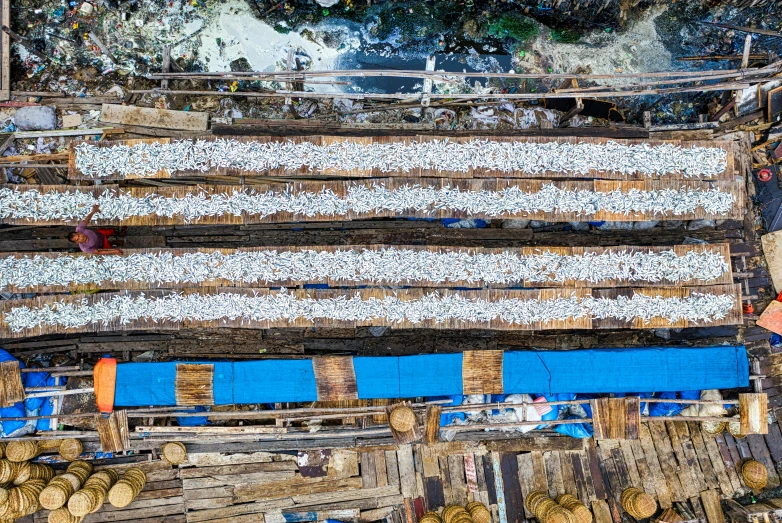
[{"left": 113, "top": 346, "right": 749, "bottom": 407}]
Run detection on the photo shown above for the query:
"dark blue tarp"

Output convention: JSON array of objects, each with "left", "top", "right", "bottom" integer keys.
[{"left": 114, "top": 346, "right": 749, "bottom": 407}]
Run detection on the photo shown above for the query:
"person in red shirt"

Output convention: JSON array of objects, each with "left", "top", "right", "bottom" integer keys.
[{"left": 68, "top": 205, "right": 124, "bottom": 255}]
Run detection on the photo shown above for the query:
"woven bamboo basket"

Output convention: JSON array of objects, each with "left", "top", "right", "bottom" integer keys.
[
  {"left": 59, "top": 439, "right": 83, "bottom": 462},
  {"left": 108, "top": 481, "right": 137, "bottom": 508},
  {"left": 0, "top": 441, "right": 5, "bottom": 459},
  {"left": 389, "top": 406, "right": 416, "bottom": 433},
  {"left": 38, "top": 439, "right": 63, "bottom": 451},
  {"left": 6, "top": 440, "right": 39, "bottom": 462},
  {"left": 728, "top": 421, "right": 746, "bottom": 439},
  {"left": 701, "top": 421, "right": 726, "bottom": 435},
  {"left": 631, "top": 493, "right": 657, "bottom": 519},
  {"left": 85, "top": 471, "right": 115, "bottom": 491},
  {"left": 0, "top": 460, "right": 17, "bottom": 484},
  {"left": 557, "top": 494, "right": 592, "bottom": 523},
  {"left": 443, "top": 504, "right": 470, "bottom": 523},
  {"left": 536, "top": 499, "right": 559, "bottom": 522},
  {"left": 48, "top": 506, "right": 82, "bottom": 523},
  {"left": 525, "top": 490, "right": 549, "bottom": 513},
  {"left": 467, "top": 501, "right": 492, "bottom": 523},
  {"left": 162, "top": 442, "right": 188, "bottom": 465},
  {"left": 15, "top": 462, "right": 54, "bottom": 485},
  {"left": 420, "top": 512, "right": 443, "bottom": 523},
  {"left": 742, "top": 460, "right": 768, "bottom": 490},
  {"left": 0, "top": 486, "right": 8, "bottom": 505},
  {"left": 68, "top": 488, "right": 96, "bottom": 517},
  {"left": 66, "top": 460, "right": 93, "bottom": 477},
  {"left": 620, "top": 488, "right": 641, "bottom": 508},
  {"left": 546, "top": 506, "right": 575, "bottom": 523},
  {"left": 58, "top": 472, "right": 82, "bottom": 491},
  {"left": 39, "top": 476, "right": 75, "bottom": 510}
]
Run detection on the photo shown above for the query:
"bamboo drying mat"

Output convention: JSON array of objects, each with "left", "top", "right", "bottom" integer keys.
[
  {"left": 0, "top": 243, "right": 733, "bottom": 294},
  {"left": 68, "top": 135, "right": 735, "bottom": 181},
  {"left": 0, "top": 178, "right": 745, "bottom": 226},
  {"left": 0, "top": 284, "right": 743, "bottom": 339}
]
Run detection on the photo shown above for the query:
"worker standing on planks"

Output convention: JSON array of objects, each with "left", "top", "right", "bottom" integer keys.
[{"left": 68, "top": 204, "right": 125, "bottom": 255}]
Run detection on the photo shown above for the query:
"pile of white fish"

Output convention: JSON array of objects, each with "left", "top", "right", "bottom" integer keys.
[
  {"left": 74, "top": 139, "right": 728, "bottom": 179},
  {"left": 3, "top": 290, "right": 737, "bottom": 332},
  {"left": 0, "top": 183, "right": 735, "bottom": 223},
  {"left": 0, "top": 248, "right": 729, "bottom": 290}
]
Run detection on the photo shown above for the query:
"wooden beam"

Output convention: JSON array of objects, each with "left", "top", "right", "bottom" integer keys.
[
  {"left": 742, "top": 35, "right": 754, "bottom": 69},
  {"left": 0, "top": 0, "right": 9, "bottom": 101},
  {"left": 99, "top": 104, "right": 208, "bottom": 131},
  {"left": 738, "top": 393, "right": 768, "bottom": 434}
]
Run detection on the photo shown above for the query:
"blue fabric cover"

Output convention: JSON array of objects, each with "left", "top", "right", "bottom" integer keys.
[
  {"left": 112, "top": 346, "right": 749, "bottom": 407},
  {"left": 233, "top": 360, "right": 317, "bottom": 404},
  {"left": 503, "top": 346, "right": 748, "bottom": 394}
]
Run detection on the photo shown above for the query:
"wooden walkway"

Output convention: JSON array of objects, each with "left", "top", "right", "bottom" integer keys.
[{"left": 21, "top": 419, "right": 782, "bottom": 523}]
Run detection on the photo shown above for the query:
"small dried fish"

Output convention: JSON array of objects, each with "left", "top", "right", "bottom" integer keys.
[
  {"left": 0, "top": 248, "right": 730, "bottom": 291},
  {"left": 0, "top": 183, "right": 735, "bottom": 223},
  {"left": 74, "top": 138, "right": 728, "bottom": 180},
  {"left": 2, "top": 290, "right": 737, "bottom": 332}
]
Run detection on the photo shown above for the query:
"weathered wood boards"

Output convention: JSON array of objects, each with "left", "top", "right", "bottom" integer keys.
[
  {"left": 67, "top": 135, "right": 735, "bottom": 181},
  {"left": 175, "top": 364, "right": 215, "bottom": 406},
  {"left": 0, "top": 244, "right": 734, "bottom": 294},
  {"left": 0, "top": 359, "right": 24, "bottom": 407},
  {"left": 738, "top": 393, "right": 768, "bottom": 435},
  {"left": 0, "top": 285, "right": 744, "bottom": 338},
  {"left": 591, "top": 397, "right": 641, "bottom": 440},
  {"left": 99, "top": 104, "right": 209, "bottom": 131}
]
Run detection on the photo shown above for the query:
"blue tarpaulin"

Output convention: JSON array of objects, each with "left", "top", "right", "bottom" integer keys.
[{"left": 114, "top": 346, "right": 749, "bottom": 407}]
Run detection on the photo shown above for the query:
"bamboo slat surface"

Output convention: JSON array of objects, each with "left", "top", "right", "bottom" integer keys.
[
  {"left": 0, "top": 243, "right": 733, "bottom": 294},
  {"left": 0, "top": 284, "right": 743, "bottom": 339},
  {"left": 0, "top": 178, "right": 746, "bottom": 226},
  {"left": 68, "top": 135, "right": 735, "bottom": 181}
]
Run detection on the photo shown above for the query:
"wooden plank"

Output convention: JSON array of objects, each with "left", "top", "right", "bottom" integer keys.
[
  {"left": 668, "top": 421, "right": 707, "bottom": 495},
  {"left": 99, "top": 104, "right": 209, "bottom": 131},
  {"left": 609, "top": 447, "right": 632, "bottom": 492},
  {"left": 424, "top": 406, "right": 442, "bottom": 446},
  {"left": 386, "top": 450, "right": 400, "bottom": 488},
  {"left": 448, "top": 454, "right": 468, "bottom": 504},
  {"left": 585, "top": 442, "right": 608, "bottom": 501},
  {"left": 424, "top": 476, "right": 445, "bottom": 511},
  {"left": 464, "top": 454, "right": 479, "bottom": 495},
  {"left": 329, "top": 450, "right": 360, "bottom": 479},
  {"left": 182, "top": 471, "right": 295, "bottom": 490},
  {"left": 482, "top": 452, "right": 498, "bottom": 505},
  {"left": 313, "top": 357, "right": 358, "bottom": 401},
  {"left": 701, "top": 431, "right": 735, "bottom": 497},
  {"left": 592, "top": 398, "right": 628, "bottom": 440},
  {"left": 491, "top": 452, "right": 508, "bottom": 523},
  {"left": 638, "top": 424, "right": 673, "bottom": 508},
  {"left": 500, "top": 453, "right": 524, "bottom": 523},
  {"left": 362, "top": 452, "right": 378, "bottom": 489},
  {"left": 375, "top": 450, "right": 389, "bottom": 488},
  {"left": 684, "top": 422, "right": 719, "bottom": 491},
  {"left": 180, "top": 461, "right": 297, "bottom": 478},
  {"left": 560, "top": 451, "right": 577, "bottom": 497},
  {"left": 186, "top": 451, "right": 277, "bottom": 467},
  {"left": 595, "top": 444, "right": 622, "bottom": 504},
  {"left": 647, "top": 421, "right": 685, "bottom": 502},
  {"left": 474, "top": 454, "right": 490, "bottom": 506},
  {"left": 700, "top": 490, "right": 726, "bottom": 523},
  {"left": 396, "top": 445, "right": 416, "bottom": 499},
  {"left": 421, "top": 447, "right": 440, "bottom": 479},
  {"left": 544, "top": 451, "right": 565, "bottom": 499},
  {"left": 439, "top": 456, "right": 452, "bottom": 505},
  {"left": 617, "top": 441, "right": 642, "bottom": 490},
  {"left": 570, "top": 452, "right": 590, "bottom": 503},
  {"left": 714, "top": 433, "right": 743, "bottom": 493},
  {"left": 234, "top": 477, "right": 362, "bottom": 504},
  {"left": 739, "top": 393, "right": 769, "bottom": 435},
  {"left": 530, "top": 451, "right": 548, "bottom": 494},
  {"left": 0, "top": 0, "right": 10, "bottom": 101},
  {"left": 592, "top": 500, "right": 613, "bottom": 523},
  {"left": 516, "top": 453, "right": 536, "bottom": 508}
]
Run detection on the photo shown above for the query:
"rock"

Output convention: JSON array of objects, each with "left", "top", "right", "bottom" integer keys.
[
  {"left": 633, "top": 220, "right": 659, "bottom": 230},
  {"left": 687, "top": 219, "right": 716, "bottom": 230},
  {"left": 569, "top": 221, "right": 590, "bottom": 231},
  {"left": 61, "top": 114, "right": 82, "bottom": 128},
  {"left": 598, "top": 221, "right": 633, "bottom": 230},
  {"left": 661, "top": 220, "right": 683, "bottom": 229},
  {"left": 501, "top": 219, "right": 529, "bottom": 228},
  {"left": 14, "top": 106, "right": 57, "bottom": 131},
  {"left": 316, "top": 0, "right": 339, "bottom": 7},
  {"left": 529, "top": 220, "right": 551, "bottom": 228}
]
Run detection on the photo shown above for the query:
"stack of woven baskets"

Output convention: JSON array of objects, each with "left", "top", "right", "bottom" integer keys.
[
  {"left": 620, "top": 488, "right": 658, "bottom": 519},
  {"left": 108, "top": 468, "right": 147, "bottom": 508},
  {"left": 68, "top": 468, "right": 120, "bottom": 517},
  {"left": 162, "top": 442, "right": 188, "bottom": 465},
  {"left": 526, "top": 491, "right": 592, "bottom": 523},
  {"left": 0, "top": 441, "right": 57, "bottom": 522},
  {"left": 419, "top": 501, "right": 492, "bottom": 523},
  {"left": 39, "top": 461, "right": 93, "bottom": 511},
  {"left": 742, "top": 460, "right": 768, "bottom": 490}
]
